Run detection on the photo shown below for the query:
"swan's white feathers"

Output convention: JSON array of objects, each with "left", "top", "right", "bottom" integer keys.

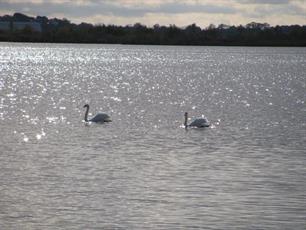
[
  {"left": 189, "top": 118, "right": 209, "bottom": 128},
  {"left": 89, "top": 113, "right": 112, "bottom": 123}
]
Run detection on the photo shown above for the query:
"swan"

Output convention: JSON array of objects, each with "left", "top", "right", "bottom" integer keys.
[
  {"left": 184, "top": 112, "right": 209, "bottom": 128},
  {"left": 83, "top": 104, "right": 112, "bottom": 123}
]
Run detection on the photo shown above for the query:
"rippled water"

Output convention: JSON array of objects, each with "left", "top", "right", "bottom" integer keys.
[{"left": 1, "top": 43, "right": 306, "bottom": 229}]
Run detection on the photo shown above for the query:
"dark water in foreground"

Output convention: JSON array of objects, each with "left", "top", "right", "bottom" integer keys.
[{"left": 0, "top": 43, "right": 306, "bottom": 229}]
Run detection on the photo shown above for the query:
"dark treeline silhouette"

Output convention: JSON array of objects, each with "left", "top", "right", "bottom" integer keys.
[{"left": 1, "top": 13, "right": 305, "bottom": 46}]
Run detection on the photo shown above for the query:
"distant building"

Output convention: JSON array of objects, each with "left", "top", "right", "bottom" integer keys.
[
  {"left": 0, "top": 22, "right": 10, "bottom": 31},
  {"left": 246, "top": 22, "right": 270, "bottom": 30},
  {"left": 13, "top": 22, "right": 42, "bottom": 32},
  {"left": 0, "top": 21, "right": 42, "bottom": 32},
  {"left": 49, "top": 19, "right": 59, "bottom": 26},
  {"left": 218, "top": 24, "right": 231, "bottom": 30}
]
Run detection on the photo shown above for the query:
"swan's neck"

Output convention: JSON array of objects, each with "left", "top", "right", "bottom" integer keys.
[
  {"left": 184, "top": 114, "right": 188, "bottom": 128},
  {"left": 84, "top": 106, "right": 89, "bottom": 122}
]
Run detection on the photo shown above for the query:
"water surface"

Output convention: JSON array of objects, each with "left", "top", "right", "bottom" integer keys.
[{"left": 1, "top": 43, "right": 306, "bottom": 229}]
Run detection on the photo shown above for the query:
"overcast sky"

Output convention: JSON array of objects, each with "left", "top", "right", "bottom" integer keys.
[{"left": 0, "top": 0, "right": 305, "bottom": 27}]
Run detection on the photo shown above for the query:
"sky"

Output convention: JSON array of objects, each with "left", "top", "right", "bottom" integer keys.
[{"left": 0, "top": 0, "right": 305, "bottom": 27}]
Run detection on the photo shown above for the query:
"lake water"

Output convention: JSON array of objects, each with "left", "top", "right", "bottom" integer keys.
[{"left": 0, "top": 43, "right": 306, "bottom": 229}]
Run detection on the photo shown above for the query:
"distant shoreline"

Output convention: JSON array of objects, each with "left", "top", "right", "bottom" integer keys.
[
  {"left": 1, "top": 41, "right": 305, "bottom": 48},
  {"left": 1, "top": 13, "right": 305, "bottom": 47}
]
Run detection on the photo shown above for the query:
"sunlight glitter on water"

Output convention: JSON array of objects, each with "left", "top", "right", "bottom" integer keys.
[{"left": 0, "top": 44, "right": 306, "bottom": 229}]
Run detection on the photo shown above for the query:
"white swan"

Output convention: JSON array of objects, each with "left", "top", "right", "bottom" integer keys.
[
  {"left": 83, "top": 104, "right": 112, "bottom": 123},
  {"left": 184, "top": 112, "right": 209, "bottom": 128}
]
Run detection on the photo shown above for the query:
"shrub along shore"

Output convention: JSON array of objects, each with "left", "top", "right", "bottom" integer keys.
[{"left": 1, "top": 13, "right": 305, "bottom": 46}]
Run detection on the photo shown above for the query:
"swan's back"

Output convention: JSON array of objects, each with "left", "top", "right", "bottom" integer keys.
[
  {"left": 89, "top": 113, "right": 112, "bottom": 123},
  {"left": 189, "top": 118, "right": 209, "bottom": 128}
]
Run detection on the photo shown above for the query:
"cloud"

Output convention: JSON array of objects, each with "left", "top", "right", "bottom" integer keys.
[
  {"left": 239, "top": 1, "right": 306, "bottom": 18},
  {"left": 239, "top": 0, "right": 290, "bottom": 4},
  {"left": 156, "top": 3, "right": 237, "bottom": 14},
  {"left": 0, "top": 1, "right": 237, "bottom": 17},
  {"left": 0, "top": 0, "right": 305, "bottom": 26}
]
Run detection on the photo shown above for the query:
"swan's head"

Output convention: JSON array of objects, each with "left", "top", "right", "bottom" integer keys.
[{"left": 83, "top": 104, "right": 89, "bottom": 108}]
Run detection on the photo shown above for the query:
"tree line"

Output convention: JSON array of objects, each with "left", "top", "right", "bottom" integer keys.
[{"left": 1, "top": 13, "right": 305, "bottom": 46}]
